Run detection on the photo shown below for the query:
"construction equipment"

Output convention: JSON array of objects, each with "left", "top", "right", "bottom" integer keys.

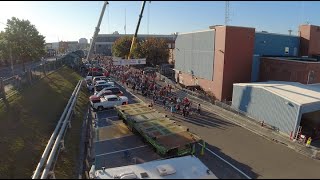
[
  {"left": 128, "top": 1, "right": 147, "bottom": 60},
  {"left": 86, "top": 1, "right": 109, "bottom": 63}
]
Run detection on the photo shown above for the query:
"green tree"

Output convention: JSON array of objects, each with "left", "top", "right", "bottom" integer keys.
[
  {"left": 4, "top": 17, "right": 46, "bottom": 71},
  {"left": 0, "top": 31, "right": 9, "bottom": 66},
  {"left": 111, "top": 36, "right": 132, "bottom": 58},
  {"left": 111, "top": 36, "right": 169, "bottom": 66}
]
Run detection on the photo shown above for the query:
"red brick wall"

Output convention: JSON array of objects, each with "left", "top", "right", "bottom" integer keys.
[
  {"left": 299, "top": 25, "right": 320, "bottom": 56},
  {"left": 212, "top": 26, "right": 255, "bottom": 101},
  {"left": 177, "top": 26, "right": 255, "bottom": 101},
  {"left": 259, "top": 57, "right": 320, "bottom": 84}
]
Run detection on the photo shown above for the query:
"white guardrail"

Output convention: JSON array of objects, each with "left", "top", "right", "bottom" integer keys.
[{"left": 32, "top": 80, "right": 82, "bottom": 179}]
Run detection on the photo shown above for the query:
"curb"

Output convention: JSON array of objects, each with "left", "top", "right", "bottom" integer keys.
[{"left": 186, "top": 92, "right": 319, "bottom": 160}]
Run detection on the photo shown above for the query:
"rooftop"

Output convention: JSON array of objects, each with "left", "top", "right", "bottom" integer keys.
[
  {"left": 262, "top": 57, "right": 320, "bottom": 63},
  {"left": 234, "top": 81, "right": 320, "bottom": 106},
  {"left": 92, "top": 155, "right": 217, "bottom": 179}
]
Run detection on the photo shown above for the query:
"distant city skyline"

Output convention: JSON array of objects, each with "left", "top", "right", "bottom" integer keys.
[{"left": 0, "top": 1, "right": 319, "bottom": 43}]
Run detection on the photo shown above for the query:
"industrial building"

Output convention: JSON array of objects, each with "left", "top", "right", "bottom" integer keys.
[
  {"left": 174, "top": 24, "right": 320, "bottom": 101},
  {"left": 174, "top": 25, "right": 255, "bottom": 101},
  {"left": 94, "top": 34, "right": 177, "bottom": 56},
  {"left": 253, "top": 24, "right": 320, "bottom": 83},
  {"left": 259, "top": 57, "right": 320, "bottom": 84},
  {"left": 232, "top": 81, "right": 320, "bottom": 138}
]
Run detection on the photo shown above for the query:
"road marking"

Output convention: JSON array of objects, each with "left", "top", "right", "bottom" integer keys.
[
  {"left": 197, "top": 142, "right": 252, "bottom": 179},
  {"left": 96, "top": 145, "right": 148, "bottom": 157},
  {"left": 115, "top": 80, "right": 251, "bottom": 179},
  {"left": 95, "top": 134, "right": 134, "bottom": 143},
  {"left": 95, "top": 109, "right": 115, "bottom": 113},
  {"left": 116, "top": 82, "right": 144, "bottom": 103}
]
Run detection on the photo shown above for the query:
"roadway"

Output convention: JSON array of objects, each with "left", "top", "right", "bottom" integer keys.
[
  {"left": 91, "top": 82, "right": 252, "bottom": 179},
  {"left": 0, "top": 57, "right": 57, "bottom": 79},
  {"left": 122, "top": 80, "right": 320, "bottom": 179}
]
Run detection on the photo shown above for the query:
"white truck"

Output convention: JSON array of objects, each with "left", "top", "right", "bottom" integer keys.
[{"left": 91, "top": 94, "right": 128, "bottom": 111}]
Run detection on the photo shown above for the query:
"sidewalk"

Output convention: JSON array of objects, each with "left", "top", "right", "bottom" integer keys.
[{"left": 154, "top": 77, "right": 320, "bottom": 160}]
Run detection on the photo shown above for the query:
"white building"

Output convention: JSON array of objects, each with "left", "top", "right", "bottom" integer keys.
[{"left": 79, "top": 38, "right": 88, "bottom": 44}]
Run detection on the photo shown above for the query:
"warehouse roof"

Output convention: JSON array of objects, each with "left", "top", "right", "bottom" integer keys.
[{"left": 234, "top": 81, "right": 320, "bottom": 106}]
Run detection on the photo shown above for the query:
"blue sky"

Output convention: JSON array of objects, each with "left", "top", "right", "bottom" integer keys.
[{"left": 0, "top": 1, "right": 319, "bottom": 43}]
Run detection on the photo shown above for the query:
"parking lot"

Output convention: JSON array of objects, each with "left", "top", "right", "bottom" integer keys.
[{"left": 89, "top": 82, "right": 251, "bottom": 179}]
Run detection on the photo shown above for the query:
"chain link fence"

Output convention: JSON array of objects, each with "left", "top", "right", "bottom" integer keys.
[{"left": 0, "top": 58, "right": 66, "bottom": 101}]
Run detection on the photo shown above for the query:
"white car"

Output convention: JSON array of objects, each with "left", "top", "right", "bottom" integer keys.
[
  {"left": 95, "top": 80, "right": 109, "bottom": 86},
  {"left": 93, "top": 76, "right": 106, "bottom": 84},
  {"left": 91, "top": 95, "right": 128, "bottom": 111}
]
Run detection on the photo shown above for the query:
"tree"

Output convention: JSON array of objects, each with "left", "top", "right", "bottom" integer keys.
[
  {"left": 3, "top": 17, "right": 45, "bottom": 71},
  {"left": 111, "top": 36, "right": 132, "bottom": 58},
  {"left": 111, "top": 36, "right": 169, "bottom": 66},
  {"left": 0, "top": 31, "right": 9, "bottom": 66},
  {"left": 138, "top": 37, "right": 169, "bottom": 66}
]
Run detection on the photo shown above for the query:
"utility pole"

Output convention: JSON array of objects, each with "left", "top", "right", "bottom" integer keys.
[
  {"left": 225, "top": 1, "right": 230, "bottom": 25},
  {"left": 124, "top": 8, "right": 126, "bottom": 35}
]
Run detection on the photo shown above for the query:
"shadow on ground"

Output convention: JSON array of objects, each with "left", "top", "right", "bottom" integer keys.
[{"left": 195, "top": 143, "right": 259, "bottom": 179}]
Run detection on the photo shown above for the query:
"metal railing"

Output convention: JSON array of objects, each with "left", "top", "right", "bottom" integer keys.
[{"left": 32, "top": 80, "right": 82, "bottom": 179}]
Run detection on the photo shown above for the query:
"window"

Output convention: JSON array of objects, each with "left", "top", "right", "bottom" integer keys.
[
  {"left": 285, "top": 47, "right": 289, "bottom": 54},
  {"left": 108, "top": 97, "right": 118, "bottom": 101}
]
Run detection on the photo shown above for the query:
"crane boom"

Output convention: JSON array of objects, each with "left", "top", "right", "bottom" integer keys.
[
  {"left": 128, "top": 1, "right": 147, "bottom": 59},
  {"left": 86, "top": 1, "right": 109, "bottom": 62}
]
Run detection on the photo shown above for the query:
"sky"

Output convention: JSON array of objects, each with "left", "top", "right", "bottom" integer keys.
[{"left": 0, "top": 1, "right": 319, "bottom": 43}]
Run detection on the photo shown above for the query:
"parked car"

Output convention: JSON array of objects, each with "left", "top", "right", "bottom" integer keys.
[
  {"left": 91, "top": 95, "right": 128, "bottom": 111},
  {"left": 94, "top": 84, "right": 113, "bottom": 94},
  {"left": 89, "top": 90, "right": 113, "bottom": 103},
  {"left": 95, "top": 80, "right": 109, "bottom": 86},
  {"left": 94, "top": 86, "right": 123, "bottom": 96},
  {"left": 85, "top": 71, "right": 104, "bottom": 81},
  {"left": 93, "top": 76, "right": 114, "bottom": 86},
  {"left": 93, "top": 76, "right": 106, "bottom": 84}
]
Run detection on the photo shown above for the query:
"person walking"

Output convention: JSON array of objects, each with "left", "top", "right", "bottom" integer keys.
[
  {"left": 170, "top": 103, "right": 175, "bottom": 116},
  {"left": 197, "top": 104, "right": 201, "bottom": 115},
  {"left": 182, "top": 106, "right": 186, "bottom": 117}
]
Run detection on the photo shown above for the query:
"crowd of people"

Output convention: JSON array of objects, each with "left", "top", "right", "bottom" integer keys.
[{"left": 97, "top": 56, "right": 202, "bottom": 117}]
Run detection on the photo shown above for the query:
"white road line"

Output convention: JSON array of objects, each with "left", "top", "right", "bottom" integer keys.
[
  {"left": 197, "top": 142, "right": 252, "bottom": 179},
  {"left": 116, "top": 82, "right": 144, "bottom": 103},
  {"left": 95, "top": 134, "right": 134, "bottom": 143},
  {"left": 96, "top": 145, "right": 148, "bottom": 157},
  {"left": 116, "top": 80, "right": 251, "bottom": 179}
]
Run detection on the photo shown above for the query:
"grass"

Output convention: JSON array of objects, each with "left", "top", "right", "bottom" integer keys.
[
  {"left": 54, "top": 83, "right": 89, "bottom": 178},
  {"left": 0, "top": 66, "right": 88, "bottom": 179}
]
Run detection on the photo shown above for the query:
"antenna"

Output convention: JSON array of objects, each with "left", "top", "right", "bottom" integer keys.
[
  {"left": 125, "top": 8, "right": 126, "bottom": 34},
  {"left": 225, "top": 1, "right": 230, "bottom": 25},
  {"left": 147, "top": 1, "right": 151, "bottom": 34}
]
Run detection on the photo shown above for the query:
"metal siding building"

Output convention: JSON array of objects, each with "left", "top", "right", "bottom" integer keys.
[
  {"left": 254, "top": 32, "right": 300, "bottom": 56},
  {"left": 174, "top": 30, "right": 215, "bottom": 80},
  {"left": 251, "top": 54, "right": 261, "bottom": 82},
  {"left": 232, "top": 81, "right": 320, "bottom": 135}
]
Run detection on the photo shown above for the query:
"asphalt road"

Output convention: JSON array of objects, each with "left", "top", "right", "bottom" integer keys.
[
  {"left": 124, "top": 82, "right": 320, "bottom": 179},
  {"left": 91, "top": 82, "right": 252, "bottom": 179}
]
